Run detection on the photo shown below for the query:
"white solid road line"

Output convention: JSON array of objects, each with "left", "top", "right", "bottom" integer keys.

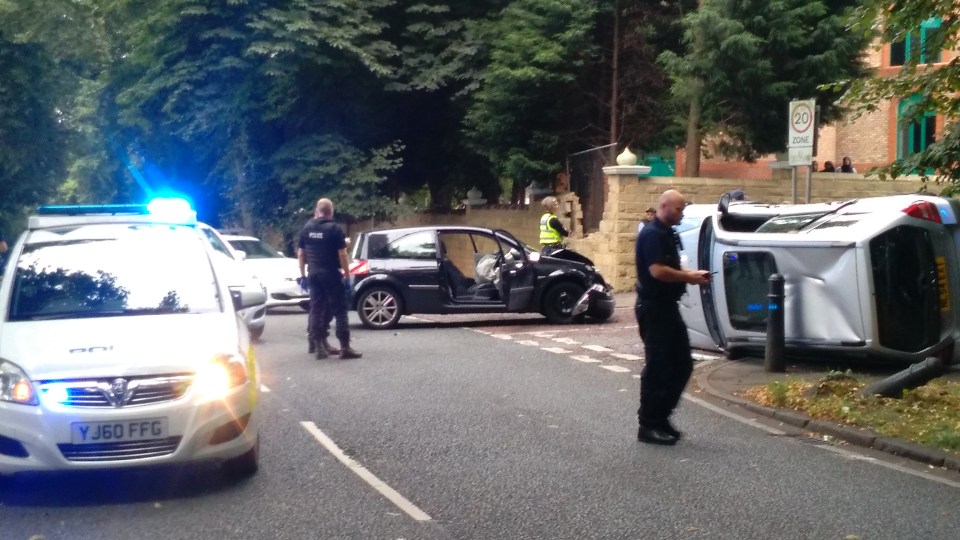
[{"left": 300, "top": 421, "right": 432, "bottom": 522}]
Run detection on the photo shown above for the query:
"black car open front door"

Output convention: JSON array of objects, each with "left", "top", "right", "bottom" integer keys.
[{"left": 495, "top": 231, "right": 536, "bottom": 311}]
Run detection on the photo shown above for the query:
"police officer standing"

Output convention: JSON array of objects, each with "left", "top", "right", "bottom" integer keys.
[
  {"left": 298, "top": 198, "right": 361, "bottom": 359},
  {"left": 539, "top": 196, "right": 571, "bottom": 254},
  {"left": 635, "top": 189, "right": 710, "bottom": 445}
]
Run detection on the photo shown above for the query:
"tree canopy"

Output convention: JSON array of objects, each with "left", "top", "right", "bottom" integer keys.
[
  {"left": 0, "top": 33, "right": 67, "bottom": 230},
  {"left": 660, "top": 0, "right": 869, "bottom": 168}
]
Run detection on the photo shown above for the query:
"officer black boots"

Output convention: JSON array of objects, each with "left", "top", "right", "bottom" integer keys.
[
  {"left": 339, "top": 344, "right": 362, "bottom": 359},
  {"left": 321, "top": 338, "right": 340, "bottom": 356},
  {"left": 313, "top": 340, "right": 328, "bottom": 359},
  {"left": 313, "top": 339, "right": 359, "bottom": 359}
]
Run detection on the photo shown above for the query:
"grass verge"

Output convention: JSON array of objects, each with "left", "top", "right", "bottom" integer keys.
[{"left": 738, "top": 370, "right": 960, "bottom": 453}]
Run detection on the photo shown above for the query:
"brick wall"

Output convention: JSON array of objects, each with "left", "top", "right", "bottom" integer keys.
[{"left": 836, "top": 100, "right": 891, "bottom": 166}]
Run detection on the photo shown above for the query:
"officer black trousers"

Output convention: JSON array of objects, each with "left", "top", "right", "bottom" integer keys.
[
  {"left": 636, "top": 298, "right": 693, "bottom": 428},
  {"left": 308, "top": 269, "right": 350, "bottom": 346}
]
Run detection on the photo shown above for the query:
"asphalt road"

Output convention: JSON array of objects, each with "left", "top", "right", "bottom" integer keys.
[{"left": 2, "top": 307, "right": 959, "bottom": 539}]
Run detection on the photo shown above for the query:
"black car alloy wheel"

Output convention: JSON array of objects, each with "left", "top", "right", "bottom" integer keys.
[{"left": 357, "top": 286, "right": 403, "bottom": 329}]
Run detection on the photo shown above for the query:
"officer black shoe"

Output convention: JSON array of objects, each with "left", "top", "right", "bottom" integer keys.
[
  {"left": 339, "top": 346, "right": 362, "bottom": 360},
  {"left": 308, "top": 341, "right": 316, "bottom": 354},
  {"left": 321, "top": 339, "right": 341, "bottom": 356},
  {"left": 637, "top": 426, "right": 678, "bottom": 446},
  {"left": 314, "top": 341, "right": 329, "bottom": 360},
  {"left": 659, "top": 420, "right": 683, "bottom": 440}
]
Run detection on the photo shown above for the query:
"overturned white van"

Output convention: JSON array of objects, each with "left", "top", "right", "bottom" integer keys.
[{"left": 676, "top": 194, "right": 960, "bottom": 365}]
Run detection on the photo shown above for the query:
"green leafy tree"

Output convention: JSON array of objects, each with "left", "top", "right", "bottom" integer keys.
[
  {"left": 0, "top": 0, "right": 127, "bottom": 228},
  {"left": 845, "top": 1, "right": 960, "bottom": 188},
  {"left": 464, "top": 0, "right": 599, "bottom": 201},
  {"left": 591, "top": 0, "right": 699, "bottom": 157},
  {"left": 0, "top": 33, "right": 67, "bottom": 230},
  {"left": 660, "top": 0, "right": 868, "bottom": 175},
  {"left": 108, "top": 0, "right": 405, "bottom": 230},
  {"left": 374, "top": 1, "right": 509, "bottom": 210}
]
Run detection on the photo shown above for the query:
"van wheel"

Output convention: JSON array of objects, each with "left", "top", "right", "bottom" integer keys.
[
  {"left": 248, "top": 325, "right": 264, "bottom": 341},
  {"left": 542, "top": 282, "right": 585, "bottom": 324},
  {"left": 357, "top": 287, "right": 403, "bottom": 329},
  {"left": 223, "top": 434, "right": 259, "bottom": 479}
]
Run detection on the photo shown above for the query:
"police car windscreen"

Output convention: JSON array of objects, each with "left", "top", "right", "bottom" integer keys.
[{"left": 9, "top": 224, "right": 220, "bottom": 321}]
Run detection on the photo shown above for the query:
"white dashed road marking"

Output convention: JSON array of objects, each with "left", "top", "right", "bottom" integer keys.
[
  {"left": 582, "top": 344, "right": 613, "bottom": 352},
  {"left": 553, "top": 337, "right": 581, "bottom": 345},
  {"left": 600, "top": 365, "right": 631, "bottom": 373},
  {"left": 541, "top": 347, "right": 572, "bottom": 354},
  {"left": 301, "top": 421, "right": 432, "bottom": 522},
  {"left": 260, "top": 385, "right": 271, "bottom": 393},
  {"left": 571, "top": 355, "right": 602, "bottom": 363},
  {"left": 516, "top": 340, "right": 540, "bottom": 346},
  {"left": 610, "top": 353, "right": 642, "bottom": 361},
  {"left": 492, "top": 334, "right": 513, "bottom": 340}
]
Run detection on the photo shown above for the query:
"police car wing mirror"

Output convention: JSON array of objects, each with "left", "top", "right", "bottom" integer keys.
[{"left": 718, "top": 192, "right": 732, "bottom": 216}]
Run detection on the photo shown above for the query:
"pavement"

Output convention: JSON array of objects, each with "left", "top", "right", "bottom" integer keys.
[{"left": 610, "top": 291, "right": 960, "bottom": 472}]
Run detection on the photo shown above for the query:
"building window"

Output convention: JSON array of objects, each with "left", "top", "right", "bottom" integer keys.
[
  {"left": 889, "top": 17, "right": 942, "bottom": 66},
  {"left": 897, "top": 96, "right": 937, "bottom": 159}
]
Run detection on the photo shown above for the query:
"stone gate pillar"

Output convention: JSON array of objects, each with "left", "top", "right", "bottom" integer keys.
[{"left": 591, "top": 161, "right": 651, "bottom": 292}]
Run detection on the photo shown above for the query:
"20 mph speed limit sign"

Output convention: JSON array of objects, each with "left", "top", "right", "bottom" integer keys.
[{"left": 788, "top": 99, "right": 816, "bottom": 149}]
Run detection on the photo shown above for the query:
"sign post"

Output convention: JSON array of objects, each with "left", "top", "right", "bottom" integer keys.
[{"left": 788, "top": 99, "right": 816, "bottom": 202}]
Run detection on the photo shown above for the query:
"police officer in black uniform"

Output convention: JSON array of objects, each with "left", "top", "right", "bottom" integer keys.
[
  {"left": 298, "top": 198, "right": 361, "bottom": 359},
  {"left": 635, "top": 189, "right": 710, "bottom": 445}
]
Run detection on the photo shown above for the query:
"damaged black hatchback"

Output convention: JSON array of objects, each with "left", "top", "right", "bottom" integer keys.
[{"left": 348, "top": 226, "right": 615, "bottom": 329}]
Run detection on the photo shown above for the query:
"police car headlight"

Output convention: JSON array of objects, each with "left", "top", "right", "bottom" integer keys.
[
  {"left": 0, "top": 359, "right": 38, "bottom": 406},
  {"left": 193, "top": 353, "right": 249, "bottom": 400}
]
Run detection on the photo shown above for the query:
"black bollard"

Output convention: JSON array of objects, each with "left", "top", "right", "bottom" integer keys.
[
  {"left": 860, "top": 357, "right": 946, "bottom": 398},
  {"left": 764, "top": 274, "right": 785, "bottom": 372}
]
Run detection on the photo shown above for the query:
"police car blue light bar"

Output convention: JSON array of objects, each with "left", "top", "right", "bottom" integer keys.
[
  {"left": 31, "top": 198, "right": 197, "bottom": 228},
  {"left": 36, "top": 204, "right": 150, "bottom": 216}
]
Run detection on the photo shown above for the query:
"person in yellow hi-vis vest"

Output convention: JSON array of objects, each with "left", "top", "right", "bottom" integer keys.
[{"left": 539, "top": 196, "right": 571, "bottom": 254}]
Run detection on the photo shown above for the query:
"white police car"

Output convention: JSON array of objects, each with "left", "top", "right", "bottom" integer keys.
[{"left": 0, "top": 200, "right": 265, "bottom": 478}]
